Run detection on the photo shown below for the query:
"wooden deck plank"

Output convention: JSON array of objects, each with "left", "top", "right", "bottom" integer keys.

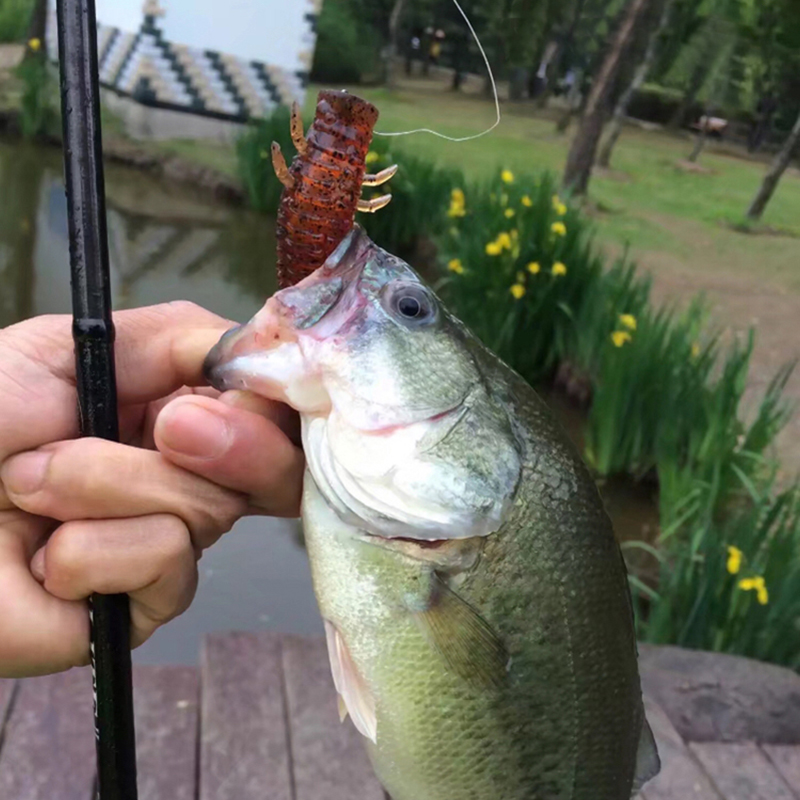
[
  {"left": 282, "top": 634, "right": 385, "bottom": 800},
  {"left": 761, "top": 746, "right": 800, "bottom": 798},
  {"left": 640, "top": 696, "right": 722, "bottom": 800},
  {"left": 0, "top": 668, "right": 95, "bottom": 800},
  {"left": 691, "top": 742, "right": 797, "bottom": 800},
  {"left": 134, "top": 665, "right": 198, "bottom": 800},
  {"left": 199, "top": 631, "right": 293, "bottom": 800}
]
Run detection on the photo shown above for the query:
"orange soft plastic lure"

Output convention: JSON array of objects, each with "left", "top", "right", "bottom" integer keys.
[{"left": 271, "top": 90, "right": 398, "bottom": 288}]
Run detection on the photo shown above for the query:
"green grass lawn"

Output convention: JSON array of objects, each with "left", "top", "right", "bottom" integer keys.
[
  {"left": 323, "top": 82, "right": 800, "bottom": 291},
  {"left": 144, "top": 80, "right": 799, "bottom": 292}
]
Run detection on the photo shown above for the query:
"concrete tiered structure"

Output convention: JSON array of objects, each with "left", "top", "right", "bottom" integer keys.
[{"left": 45, "top": 0, "right": 319, "bottom": 137}]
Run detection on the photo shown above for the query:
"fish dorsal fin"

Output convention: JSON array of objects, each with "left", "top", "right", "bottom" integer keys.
[
  {"left": 412, "top": 573, "right": 508, "bottom": 688},
  {"left": 324, "top": 620, "right": 377, "bottom": 743},
  {"left": 632, "top": 715, "right": 661, "bottom": 795}
]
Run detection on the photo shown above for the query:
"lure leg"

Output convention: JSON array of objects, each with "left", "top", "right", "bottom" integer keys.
[
  {"left": 291, "top": 101, "right": 308, "bottom": 156},
  {"left": 357, "top": 194, "right": 392, "bottom": 213},
  {"left": 363, "top": 164, "right": 398, "bottom": 187},
  {"left": 271, "top": 142, "right": 294, "bottom": 189}
]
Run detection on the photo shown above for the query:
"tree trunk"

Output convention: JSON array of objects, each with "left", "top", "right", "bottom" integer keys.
[
  {"left": 687, "top": 117, "right": 709, "bottom": 162},
  {"left": 533, "top": 39, "right": 559, "bottom": 106},
  {"left": 746, "top": 110, "right": 800, "bottom": 221},
  {"left": 668, "top": 53, "right": 711, "bottom": 130},
  {"left": 509, "top": 67, "right": 530, "bottom": 101},
  {"left": 563, "top": 0, "right": 652, "bottom": 195},
  {"left": 556, "top": 74, "right": 584, "bottom": 133},
  {"left": 539, "top": 0, "right": 588, "bottom": 109},
  {"left": 598, "top": 0, "right": 675, "bottom": 168},
  {"left": 385, "top": 0, "right": 407, "bottom": 88}
]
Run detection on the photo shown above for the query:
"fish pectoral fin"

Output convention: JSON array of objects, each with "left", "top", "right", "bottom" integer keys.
[
  {"left": 631, "top": 715, "right": 661, "bottom": 795},
  {"left": 324, "top": 620, "right": 377, "bottom": 743},
  {"left": 337, "top": 694, "right": 349, "bottom": 723},
  {"left": 412, "top": 573, "right": 508, "bottom": 689}
]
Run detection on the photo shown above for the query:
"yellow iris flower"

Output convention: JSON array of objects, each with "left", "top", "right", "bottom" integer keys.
[
  {"left": 448, "top": 259, "right": 464, "bottom": 274},
  {"left": 726, "top": 546, "right": 742, "bottom": 575},
  {"left": 738, "top": 576, "right": 769, "bottom": 605}
]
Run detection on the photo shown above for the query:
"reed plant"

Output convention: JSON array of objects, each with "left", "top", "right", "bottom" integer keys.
[
  {"left": 438, "top": 170, "right": 603, "bottom": 382},
  {"left": 357, "top": 140, "right": 458, "bottom": 258},
  {"left": 630, "top": 481, "right": 800, "bottom": 669},
  {"left": 556, "top": 256, "right": 652, "bottom": 388},
  {"left": 585, "top": 299, "right": 715, "bottom": 478}
]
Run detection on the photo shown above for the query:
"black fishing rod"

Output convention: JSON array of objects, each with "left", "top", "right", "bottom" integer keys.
[{"left": 55, "top": 0, "right": 138, "bottom": 797}]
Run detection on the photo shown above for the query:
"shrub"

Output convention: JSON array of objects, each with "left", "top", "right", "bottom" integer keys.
[
  {"left": 15, "top": 55, "right": 56, "bottom": 139},
  {"left": 0, "top": 0, "right": 32, "bottom": 43},
  {"left": 310, "top": 0, "right": 379, "bottom": 85}
]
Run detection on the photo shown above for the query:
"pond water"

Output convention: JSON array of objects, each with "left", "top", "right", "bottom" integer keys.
[{"left": 0, "top": 139, "right": 658, "bottom": 664}]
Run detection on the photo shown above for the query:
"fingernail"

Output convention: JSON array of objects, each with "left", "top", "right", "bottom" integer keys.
[
  {"left": 31, "top": 548, "right": 46, "bottom": 582},
  {"left": 158, "top": 401, "right": 231, "bottom": 459},
  {"left": 1, "top": 451, "right": 51, "bottom": 495}
]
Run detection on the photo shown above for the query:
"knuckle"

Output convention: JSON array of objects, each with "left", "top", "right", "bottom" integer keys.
[
  {"left": 154, "top": 514, "right": 193, "bottom": 569},
  {"left": 47, "top": 439, "right": 105, "bottom": 497},
  {"left": 165, "top": 299, "right": 203, "bottom": 318},
  {"left": 207, "top": 493, "right": 246, "bottom": 536},
  {"left": 186, "top": 491, "right": 245, "bottom": 544},
  {"left": 44, "top": 522, "right": 87, "bottom": 585}
]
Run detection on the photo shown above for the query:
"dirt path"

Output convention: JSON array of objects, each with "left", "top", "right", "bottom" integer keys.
[{"left": 631, "top": 226, "right": 800, "bottom": 479}]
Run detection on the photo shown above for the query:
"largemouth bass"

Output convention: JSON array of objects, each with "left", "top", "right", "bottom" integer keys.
[{"left": 204, "top": 227, "right": 659, "bottom": 800}]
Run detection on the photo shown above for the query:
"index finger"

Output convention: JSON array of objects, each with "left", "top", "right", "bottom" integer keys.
[
  {"left": 0, "top": 302, "right": 233, "bottom": 462},
  {"left": 113, "top": 301, "right": 233, "bottom": 403}
]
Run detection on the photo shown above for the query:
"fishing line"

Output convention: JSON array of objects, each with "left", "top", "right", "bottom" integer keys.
[{"left": 374, "top": 0, "right": 501, "bottom": 142}]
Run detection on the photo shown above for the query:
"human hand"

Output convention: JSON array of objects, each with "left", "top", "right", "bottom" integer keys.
[{"left": 0, "top": 302, "right": 304, "bottom": 678}]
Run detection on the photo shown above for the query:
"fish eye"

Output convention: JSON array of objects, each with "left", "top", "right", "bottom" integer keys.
[
  {"left": 381, "top": 282, "right": 438, "bottom": 328},
  {"left": 398, "top": 295, "right": 421, "bottom": 318}
]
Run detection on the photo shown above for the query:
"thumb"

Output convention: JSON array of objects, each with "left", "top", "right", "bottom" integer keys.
[{"left": 154, "top": 393, "right": 304, "bottom": 517}]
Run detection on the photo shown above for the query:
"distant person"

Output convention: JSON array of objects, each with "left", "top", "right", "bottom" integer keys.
[
  {"left": 429, "top": 37, "right": 442, "bottom": 67},
  {"left": 406, "top": 34, "right": 421, "bottom": 75},
  {"left": 0, "top": 303, "right": 303, "bottom": 677}
]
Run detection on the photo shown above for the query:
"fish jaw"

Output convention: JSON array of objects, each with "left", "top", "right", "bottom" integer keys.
[
  {"left": 203, "top": 229, "right": 369, "bottom": 411},
  {"left": 203, "top": 305, "right": 331, "bottom": 415}
]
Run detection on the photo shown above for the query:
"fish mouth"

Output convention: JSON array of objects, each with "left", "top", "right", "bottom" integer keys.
[{"left": 203, "top": 228, "right": 373, "bottom": 405}]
